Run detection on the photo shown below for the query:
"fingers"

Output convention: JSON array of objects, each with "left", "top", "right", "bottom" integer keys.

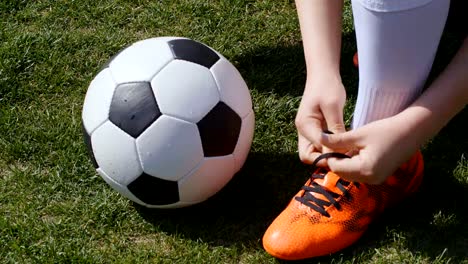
[
  {"left": 320, "top": 129, "right": 359, "bottom": 150},
  {"left": 297, "top": 134, "right": 315, "bottom": 163},
  {"left": 319, "top": 99, "right": 346, "bottom": 153},
  {"left": 295, "top": 116, "right": 323, "bottom": 147},
  {"left": 328, "top": 154, "right": 387, "bottom": 185},
  {"left": 296, "top": 113, "right": 331, "bottom": 166},
  {"left": 327, "top": 155, "right": 365, "bottom": 182},
  {"left": 321, "top": 102, "right": 346, "bottom": 134},
  {"left": 297, "top": 134, "right": 328, "bottom": 166}
]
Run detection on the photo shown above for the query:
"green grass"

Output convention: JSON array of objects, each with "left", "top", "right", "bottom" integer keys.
[{"left": 1, "top": 0, "right": 467, "bottom": 263}]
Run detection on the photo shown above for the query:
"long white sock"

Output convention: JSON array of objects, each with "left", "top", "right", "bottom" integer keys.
[{"left": 351, "top": 0, "right": 450, "bottom": 129}]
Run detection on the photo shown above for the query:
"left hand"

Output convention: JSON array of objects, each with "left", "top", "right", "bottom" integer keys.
[
  {"left": 319, "top": 115, "right": 422, "bottom": 184},
  {"left": 295, "top": 74, "right": 347, "bottom": 166}
]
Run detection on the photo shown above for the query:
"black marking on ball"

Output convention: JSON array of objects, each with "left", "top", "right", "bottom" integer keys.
[
  {"left": 168, "top": 39, "right": 220, "bottom": 69},
  {"left": 197, "top": 102, "right": 241, "bottom": 157},
  {"left": 82, "top": 122, "right": 99, "bottom": 169},
  {"left": 128, "top": 173, "right": 180, "bottom": 205},
  {"left": 109, "top": 82, "right": 161, "bottom": 138}
]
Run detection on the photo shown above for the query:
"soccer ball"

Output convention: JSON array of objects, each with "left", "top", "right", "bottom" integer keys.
[{"left": 82, "top": 37, "right": 254, "bottom": 208}]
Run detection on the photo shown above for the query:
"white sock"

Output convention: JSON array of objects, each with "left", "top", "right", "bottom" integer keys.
[{"left": 351, "top": 0, "right": 450, "bottom": 128}]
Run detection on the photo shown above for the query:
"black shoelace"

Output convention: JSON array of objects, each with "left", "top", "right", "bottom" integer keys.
[{"left": 295, "top": 152, "right": 358, "bottom": 218}]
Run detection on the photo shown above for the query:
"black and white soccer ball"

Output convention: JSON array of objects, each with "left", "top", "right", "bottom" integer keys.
[{"left": 82, "top": 37, "right": 254, "bottom": 208}]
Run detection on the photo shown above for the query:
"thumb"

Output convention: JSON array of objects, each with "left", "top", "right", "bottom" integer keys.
[
  {"left": 320, "top": 102, "right": 345, "bottom": 153},
  {"left": 320, "top": 129, "right": 359, "bottom": 150},
  {"left": 321, "top": 104, "right": 346, "bottom": 134}
]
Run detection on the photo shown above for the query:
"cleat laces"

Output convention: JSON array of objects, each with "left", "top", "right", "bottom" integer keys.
[{"left": 295, "top": 152, "right": 357, "bottom": 217}]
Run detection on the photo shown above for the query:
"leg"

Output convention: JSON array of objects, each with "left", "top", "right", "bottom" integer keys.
[{"left": 351, "top": 0, "right": 450, "bottom": 128}]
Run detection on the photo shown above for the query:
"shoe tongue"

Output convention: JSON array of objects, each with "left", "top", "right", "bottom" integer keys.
[
  {"left": 315, "top": 169, "right": 340, "bottom": 190},
  {"left": 305, "top": 169, "right": 342, "bottom": 202}
]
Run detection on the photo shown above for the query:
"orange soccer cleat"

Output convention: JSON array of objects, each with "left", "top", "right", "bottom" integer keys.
[{"left": 262, "top": 151, "right": 424, "bottom": 260}]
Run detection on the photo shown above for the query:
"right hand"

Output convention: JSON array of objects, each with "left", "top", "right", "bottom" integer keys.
[
  {"left": 320, "top": 115, "right": 421, "bottom": 184},
  {"left": 295, "top": 74, "right": 347, "bottom": 165}
]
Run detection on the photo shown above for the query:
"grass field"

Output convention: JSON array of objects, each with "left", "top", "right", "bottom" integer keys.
[{"left": 1, "top": 0, "right": 467, "bottom": 263}]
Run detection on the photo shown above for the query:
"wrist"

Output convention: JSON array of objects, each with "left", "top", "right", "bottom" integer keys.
[
  {"left": 306, "top": 70, "right": 342, "bottom": 84},
  {"left": 304, "top": 72, "right": 343, "bottom": 94},
  {"left": 391, "top": 105, "right": 435, "bottom": 149},
  {"left": 306, "top": 63, "right": 341, "bottom": 81}
]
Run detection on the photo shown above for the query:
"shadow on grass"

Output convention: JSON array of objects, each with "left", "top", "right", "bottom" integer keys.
[
  {"left": 135, "top": 150, "right": 309, "bottom": 248},
  {"left": 227, "top": 32, "right": 359, "bottom": 99},
  {"left": 136, "top": 22, "right": 466, "bottom": 262}
]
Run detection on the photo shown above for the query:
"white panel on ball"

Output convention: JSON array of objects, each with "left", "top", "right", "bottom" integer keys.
[
  {"left": 233, "top": 110, "right": 255, "bottom": 172},
  {"left": 82, "top": 68, "right": 116, "bottom": 134},
  {"left": 151, "top": 60, "right": 220, "bottom": 123},
  {"left": 109, "top": 38, "right": 174, "bottom": 84},
  {"left": 92, "top": 121, "right": 143, "bottom": 185},
  {"left": 136, "top": 115, "right": 204, "bottom": 182},
  {"left": 211, "top": 58, "right": 253, "bottom": 118},
  {"left": 97, "top": 168, "right": 145, "bottom": 206},
  {"left": 178, "top": 155, "right": 235, "bottom": 203}
]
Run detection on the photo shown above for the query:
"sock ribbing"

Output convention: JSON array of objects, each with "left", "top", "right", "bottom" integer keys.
[{"left": 352, "top": 83, "right": 421, "bottom": 128}]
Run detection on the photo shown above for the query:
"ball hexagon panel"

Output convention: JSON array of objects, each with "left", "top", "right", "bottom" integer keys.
[
  {"left": 233, "top": 110, "right": 255, "bottom": 172},
  {"left": 168, "top": 38, "right": 220, "bottom": 69},
  {"left": 109, "top": 82, "right": 161, "bottom": 138},
  {"left": 82, "top": 68, "right": 116, "bottom": 134},
  {"left": 127, "top": 172, "right": 179, "bottom": 205},
  {"left": 135, "top": 115, "right": 204, "bottom": 182},
  {"left": 178, "top": 155, "right": 235, "bottom": 203},
  {"left": 197, "top": 102, "right": 242, "bottom": 157},
  {"left": 91, "top": 121, "right": 143, "bottom": 186},
  {"left": 151, "top": 60, "right": 220, "bottom": 123},
  {"left": 109, "top": 38, "right": 174, "bottom": 83},
  {"left": 211, "top": 58, "right": 253, "bottom": 119},
  {"left": 97, "top": 168, "right": 145, "bottom": 205}
]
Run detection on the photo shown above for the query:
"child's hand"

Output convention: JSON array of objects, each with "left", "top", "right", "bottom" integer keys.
[
  {"left": 295, "top": 74, "right": 346, "bottom": 165},
  {"left": 320, "top": 115, "right": 420, "bottom": 184}
]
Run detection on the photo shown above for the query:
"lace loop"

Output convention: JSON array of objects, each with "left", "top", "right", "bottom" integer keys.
[{"left": 295, "top": 152, "right": 351, "bottom": 217}]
